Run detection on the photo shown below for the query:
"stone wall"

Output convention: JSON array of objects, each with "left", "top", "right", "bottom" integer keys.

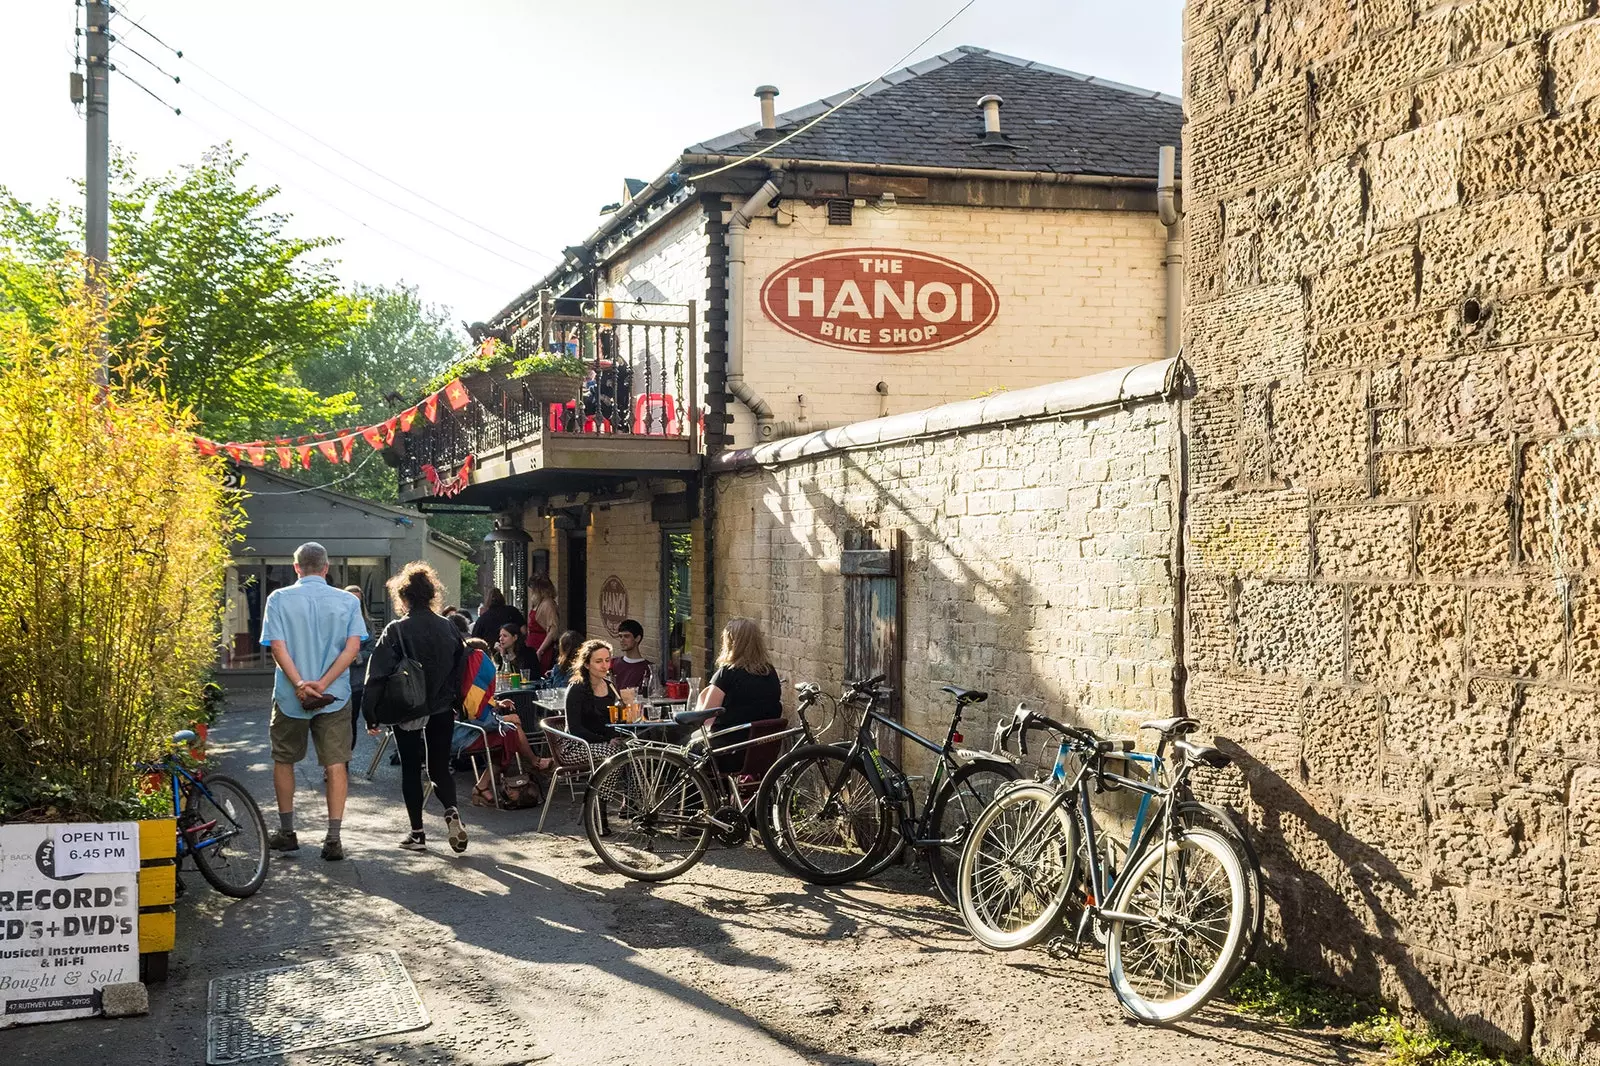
[
  {"left": 712, "top": 361, "right": 1178, "bottom": 762},
  {"left": 1183, "top": 1, "right": 1600, "bottom": 1057}
]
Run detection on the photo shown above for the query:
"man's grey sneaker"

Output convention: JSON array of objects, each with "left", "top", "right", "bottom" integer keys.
[
  {"left": 321, "top": 838, "right": 345, "bottom": 861},
  {"left": 267, "top": 829, "right": 299, "bottom": 853},
  {"left": 398, "top": 832, "right": 426, "bottom": 851},
  {"left": 445, "top": 810, "right": 468, "bottom": 854}
]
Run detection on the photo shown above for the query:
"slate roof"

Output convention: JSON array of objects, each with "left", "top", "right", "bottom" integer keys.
[{"left": 686, "top": 46, "right": 1184, "bottom": 179}]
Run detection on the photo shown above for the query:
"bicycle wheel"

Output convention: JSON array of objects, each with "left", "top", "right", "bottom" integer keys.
[
  {"left": 584, "top": 747, "right": 714, "bottom": 882},
  {"left": 956, "top": 783, "right": 1079, "bottom": 950},
  {"left": 925, "top": 759, "right": 1021, "bottom": 905},
  {"left": 188, "top": 774, "right": 270, "bottom": 898},
  {"left": 1177, "top": 802, "right": 1264, "bottom": 985},
  {"left": 757, "top": 744, "right": 894, "bottom": 884},
  {"left": 1105, "top": 825, "right": 1246, "bottom": 1022}
]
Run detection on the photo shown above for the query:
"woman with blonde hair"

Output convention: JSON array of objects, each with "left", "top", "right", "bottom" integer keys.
[
  {"left": 696, "top": 618, "right": 783, "bottom": 770},
  {"left": 524, "top": 575, "right": 560, "bottom": 674},
  {"left": 559, "top": 639, "right": 626, "bottom": 769}
]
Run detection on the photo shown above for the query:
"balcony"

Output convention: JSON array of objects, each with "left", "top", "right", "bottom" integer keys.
[{"left": 392, "top": 299, "right": 700, "bottom": 509}]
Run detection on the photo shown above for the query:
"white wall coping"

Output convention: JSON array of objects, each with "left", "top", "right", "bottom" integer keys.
[{"left": 711, "top": 357, "right": 1178, "bottom": 471}]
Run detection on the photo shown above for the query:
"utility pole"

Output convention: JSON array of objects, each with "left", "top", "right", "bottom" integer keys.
[{"left": 84, "top": 0, "right": 111, "bottom": 383}]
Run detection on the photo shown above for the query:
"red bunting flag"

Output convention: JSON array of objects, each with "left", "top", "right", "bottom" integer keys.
[
  {"left": 245, "top": 444, "right": 266, "bottom": 467},
  {"left": 421, "top": 463, "right": 440, "bottom": 491},
  {"left": 443, "top": 379, "right": 470, "bottom": 410},
  {"left": 340, "top": 435, "right": 357, "bottom": 462},
  {"left": 423, "top": 394, "right": 440, "bottom": 423},
  {"left": 382, "top": 417, "right": 399, "bottom": 444},
  {"left": 453, "top": 454, "right": 476, "bottom": 494},
  {"left": 276, "top": 446, "right": 292, "bottom": 469},
  {"left": 399, "top": 406, "right": 420, "bottom": 432},
  {"left": 225, "top": 444, "right": 245, "bottom": 464},
  {"left": 361, "top": 425, "right": 385, "bottom": 451},
  {"left": 195, "top": 437, "right": 220, "bottom": 457},
  {"left": 296, "top": 445, "right": 314, "bottom": 469},
  {"left": 317, "top": 439, "right": 340, "bottom": 464}
]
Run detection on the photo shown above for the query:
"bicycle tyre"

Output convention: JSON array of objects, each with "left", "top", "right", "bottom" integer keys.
[
  {"left": 956, "top": 783, "right": 1079, "bottom": 950},
  {"left": 584, "top": 747, "right": 715, "bottom": 882},
  {"left": 757, "top": 744, "right": 894, "bottom": 884},
  {"left": 1177, "top": 802, "right": 1264, "bottom": 985},
  {"left": 1104, "top": 825, "right": 1246, "bottom": 1023},
  {"left": 189, "top": 774, "right": 270, "bottom": 898},
  {"left": 925, "top": 759, "right": 1022, "bottom": 905}
]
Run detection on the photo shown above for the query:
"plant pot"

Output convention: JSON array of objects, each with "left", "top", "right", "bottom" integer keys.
[{"left": 516, "top": 370, "right": 584, "bottom": 405}]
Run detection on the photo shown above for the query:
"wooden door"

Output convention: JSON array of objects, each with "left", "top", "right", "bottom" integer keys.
[{"left": 842, "top": 528, "right": 904, "bottom": 759}]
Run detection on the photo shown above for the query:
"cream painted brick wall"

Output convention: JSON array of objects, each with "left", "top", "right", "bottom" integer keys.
[
  {"left": 729, "top": 202, "right": 1169, "bottom": 445},
  {"left": 714, "top": 397, "right": 1177, "bottom": 771},
  {"left": 599, "top": 205, "right": 706, "bottom": 308},
  {"left": 585, "top": 502, "right": 666, "bottom": 664}
]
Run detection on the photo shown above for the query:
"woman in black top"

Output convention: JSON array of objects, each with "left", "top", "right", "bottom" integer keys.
[
  {"left": 470, "top": 587, "right": 525, "bottom": 644},
  {"left": 697, "top": 618, "right": 783, "bottom": 771},
  {"left": 362, "top": 562, "right": 470, "bottom": 854},
  {"left": 559, "top": 640, "right": 626, "bottom": 768}
]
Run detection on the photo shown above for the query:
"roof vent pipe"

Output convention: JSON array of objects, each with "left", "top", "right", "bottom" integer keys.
[
  {"left": 977, "top": 93, "right": 1004, "bottom": 134},
  {"left": 755, "top": 85, "right": 780, "bottom": 130}
]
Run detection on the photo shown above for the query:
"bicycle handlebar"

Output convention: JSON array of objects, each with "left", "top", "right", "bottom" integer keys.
[{"left": 1005, "top": 706, "right": 1101, "bottom": 757}]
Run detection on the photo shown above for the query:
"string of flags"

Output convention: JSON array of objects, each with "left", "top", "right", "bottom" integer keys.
[{"left": 191, "top": 378, "right": 471, "bottom": 473}]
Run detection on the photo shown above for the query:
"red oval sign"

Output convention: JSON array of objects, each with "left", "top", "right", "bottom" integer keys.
[{"left": 759, "top": 247, "right": 999, "bottom": 354}]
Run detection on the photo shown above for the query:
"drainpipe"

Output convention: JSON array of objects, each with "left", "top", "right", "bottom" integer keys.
[
  {"left": 726, "top": 167, "right": 782, "bottom": 440},
  {"left": 1157, "top": 146, "right": 1184, "bottom": 359}
]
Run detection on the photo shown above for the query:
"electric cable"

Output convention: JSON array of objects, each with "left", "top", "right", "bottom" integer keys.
[
  {"left": 692, "top": 0, "right": 980, "bottom": 180},
  {"left": 114, "top": 66, "right": 180, "bottom": 115}
]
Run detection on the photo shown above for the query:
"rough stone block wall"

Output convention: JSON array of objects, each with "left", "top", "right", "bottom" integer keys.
[
  {"left": 714, "top": 396, "right": 1176, "bottom": 763},
  {"left": 1183, "top": 0, "right": 1600, "bottom": 1057}
]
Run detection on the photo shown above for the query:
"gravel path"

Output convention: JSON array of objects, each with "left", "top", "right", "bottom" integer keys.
[{"left": 11, "top": 694, "right": 1374, "bottom": 1065}]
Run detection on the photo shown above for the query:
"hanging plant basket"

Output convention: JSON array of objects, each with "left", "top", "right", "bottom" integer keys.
[{"left": 511, "top": 355, "right": 586, "bottom": 404}]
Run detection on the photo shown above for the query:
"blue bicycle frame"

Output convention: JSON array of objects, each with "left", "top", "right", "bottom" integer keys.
[
  {"left": 136, "top": 758, "right": 234, "bottom": 858},
  {"left": 1050, "top": 741, "right": 1164, "bottom": 897}
]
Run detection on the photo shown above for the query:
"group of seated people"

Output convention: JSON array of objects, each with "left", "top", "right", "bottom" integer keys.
[{"left": 451, "top": 612, "right": 782, "bottom": 804}]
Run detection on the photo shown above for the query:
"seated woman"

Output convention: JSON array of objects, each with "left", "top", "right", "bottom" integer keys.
[
  {"left": 696, "top": 618, "right": 783, "bottom": 772},
  {"left": 492, "top": 623, "right": 535, "bottom": 676},
  {"left": 560, "top": 639, "right": 626, "bottom": 769},
  {"left": 458, "top": 638, "right": 553, "bottom": 805},
  {"left": 543, "top": 630, "right": 582, "bottom": 686}
]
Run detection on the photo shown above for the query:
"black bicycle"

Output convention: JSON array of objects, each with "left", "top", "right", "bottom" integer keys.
[{"left": 757, "top": 675, "right": 1021, "bottom": 903}]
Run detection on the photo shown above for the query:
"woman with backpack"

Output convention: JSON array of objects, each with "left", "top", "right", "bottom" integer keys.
[{"left": 362, "top": 562, "right": 471, "bottom": 854}]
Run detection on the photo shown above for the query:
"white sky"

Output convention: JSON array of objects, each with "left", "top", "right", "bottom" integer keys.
[{"left": 1, "top": 0, "right": 1183, "bottom": 327}]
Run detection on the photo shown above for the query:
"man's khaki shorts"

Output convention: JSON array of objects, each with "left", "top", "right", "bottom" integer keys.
[{"left": 270, "top": 703, "right": 353, "bottom": 766}]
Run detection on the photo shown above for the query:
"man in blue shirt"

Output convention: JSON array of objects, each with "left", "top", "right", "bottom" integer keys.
[{"left": 259, "top": 542, "right": 367, "bottom": 861}]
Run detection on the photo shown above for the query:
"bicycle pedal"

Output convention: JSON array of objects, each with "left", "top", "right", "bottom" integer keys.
[{"left": 1045, "top": 935, "right": 1074, "bottom": 960}]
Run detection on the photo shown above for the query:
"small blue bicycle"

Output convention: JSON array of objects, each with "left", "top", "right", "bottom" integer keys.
[{"left": 136, "top": 730, "right": 270, "bottom": 898}]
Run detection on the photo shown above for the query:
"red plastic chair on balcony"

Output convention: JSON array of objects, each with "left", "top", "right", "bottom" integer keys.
[
  {"left": 633, "top": 393, "right": 678, "bottom": 436},
  {"left": 547, "top": 403, "right": 567, "bottom": 433}
]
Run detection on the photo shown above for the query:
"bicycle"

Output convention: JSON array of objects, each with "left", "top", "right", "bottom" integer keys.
[
  {"left": 581, "top": 684, "right": 831, "bottom": 881},
  {"left": 956, "top": 708, "right": 1254, "bottom": 1022},
  {"left": 135, "top": 729, "right": 270, "bottom": 898},
  {"left": 756, "top": 675, "right": 1021, "bottom": 904}
]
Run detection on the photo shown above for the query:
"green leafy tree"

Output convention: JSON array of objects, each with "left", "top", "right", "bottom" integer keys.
[{"left": 0, "top": 145, "right": 359, "bottom": 441}]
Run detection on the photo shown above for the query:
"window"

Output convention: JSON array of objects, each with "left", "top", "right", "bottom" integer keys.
[{"left": 660, "top": 528, "right": 692, "bottom": 681}]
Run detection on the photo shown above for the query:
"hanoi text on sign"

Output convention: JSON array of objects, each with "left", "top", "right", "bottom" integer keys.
[{"left": 759, "top": 248, "right": 999, "bottom": 353}]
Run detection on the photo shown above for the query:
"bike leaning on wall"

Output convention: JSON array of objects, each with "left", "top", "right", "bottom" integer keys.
[
  {"left": 955, "top": 708, "right": 1260, "bottom": 1022},
  {"left": 136, "top": 729, "right": 270, "bottom": 898}
]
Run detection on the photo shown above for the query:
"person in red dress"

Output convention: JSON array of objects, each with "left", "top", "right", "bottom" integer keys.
[{"left": 524, "top": 575, "right": 560, "bottom": 673}]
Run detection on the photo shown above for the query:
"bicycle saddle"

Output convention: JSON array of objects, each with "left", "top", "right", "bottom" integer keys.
[
  {"left": 1138, "top": 716, "right": 1199, "bottom": 736},
  {"left": 170, "top": 729, "right": 197, "bottom": 744},
  {"left": 1174, "top": 739, "right": 1230, "bottom": 768},
  {"left": 941, "top": 685, "right": 988, "bottom": 705},
  {"left": 673, "top": 707, "right": 721, "bottom": 726}
]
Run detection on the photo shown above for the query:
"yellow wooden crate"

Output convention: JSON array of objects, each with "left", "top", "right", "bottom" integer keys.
[
  {"left": 138, "top": 909, "right": 175, "bottom": 954},
  {"left": 138, "top": 818, "right": 176, "bottom": 861},
  {"left": 138, "top": 863, "right": 176, "bottom": 907}
]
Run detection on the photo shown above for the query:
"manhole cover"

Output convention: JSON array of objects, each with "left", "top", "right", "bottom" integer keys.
[{"left": 206, "top": 949, "right": 429, "bottom": 1063}]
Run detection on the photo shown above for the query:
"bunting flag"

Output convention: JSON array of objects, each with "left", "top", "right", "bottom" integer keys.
[
  {"left": 420, "top": 463, "right": 440, "bottom": 491},
  {"left": 193, "top": 376, "right": 476, "bottom": 472}
]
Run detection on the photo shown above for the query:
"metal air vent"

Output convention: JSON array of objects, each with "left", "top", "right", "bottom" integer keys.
[{"left": 826, "top": 199, "right": 853, "bottom": 226}]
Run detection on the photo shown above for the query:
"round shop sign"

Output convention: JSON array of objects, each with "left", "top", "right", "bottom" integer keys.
[
  {"left": 600, "top": 576, "right": 628, "bottom": 634},
  {"left": 759, "top": 247, "right": 999, "bottom": 353}
]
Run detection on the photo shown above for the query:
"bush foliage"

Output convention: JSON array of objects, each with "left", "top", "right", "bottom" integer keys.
[{"left": 0, "top": 268, "right": 237, "bottom": 819}]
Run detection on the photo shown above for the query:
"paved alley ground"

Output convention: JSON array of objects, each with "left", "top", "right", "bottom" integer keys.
[{"left": 10, "top": 694, "right": 1374, "bottom": 1065}]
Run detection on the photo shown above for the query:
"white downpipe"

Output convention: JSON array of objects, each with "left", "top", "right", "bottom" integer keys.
[
  {"left": 1157, "top": 146, "right": 1184, "bottom": 360},
  {"left": 726, "top": 172, "right": 781, "bottom": 440}
]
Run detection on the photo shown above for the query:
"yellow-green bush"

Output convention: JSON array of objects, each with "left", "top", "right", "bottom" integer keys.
[{"left": 0, "top": 269, "right": 237, "bottom": 819}]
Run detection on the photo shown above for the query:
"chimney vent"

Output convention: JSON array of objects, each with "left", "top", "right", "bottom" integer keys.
[
  {"left": 975, "top": 93, "right": 1017, "bottom": 149},
  {"left": 755, "top": 85, "right": 780, "bottom": 130}
]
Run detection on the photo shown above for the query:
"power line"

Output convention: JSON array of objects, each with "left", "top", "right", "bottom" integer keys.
[
  {"left": 116, "top": 38, "right": 182, "bottom": 85},
  {"left": 114, "top": 66, "right": 180, "bottom": 115},
  {"left": 111, "top": 6, "right": 182, "bottom": 58},
  {"left": 693, "top": 0, "right": 981, "bottom": 181}
]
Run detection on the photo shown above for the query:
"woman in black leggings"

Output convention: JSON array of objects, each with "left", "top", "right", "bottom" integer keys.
[{"left": 362, "top": 562, "right": 470, "bottom": 853}]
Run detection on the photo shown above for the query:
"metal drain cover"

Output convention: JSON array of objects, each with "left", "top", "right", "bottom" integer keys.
[{"left": 206, "top": 949, "right": 430, "bottom": 1063}]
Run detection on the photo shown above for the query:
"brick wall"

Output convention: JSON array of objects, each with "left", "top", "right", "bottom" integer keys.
[
  {"left": 732, "top": 202, "right": 1170, "bottom": 446},
  {"left": 1183, "top": 1, "right": 1600, "bottom": 1057},
  {"left": 713, "top": 364, "right": 1177, "bottom": 764},
  {"left": 586, "top": 501, "right": 665, "bottom": 664}
]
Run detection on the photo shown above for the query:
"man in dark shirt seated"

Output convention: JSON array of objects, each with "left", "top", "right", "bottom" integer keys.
[{"left": 611, "top": 619, "right": 652, "bottom": 692}]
